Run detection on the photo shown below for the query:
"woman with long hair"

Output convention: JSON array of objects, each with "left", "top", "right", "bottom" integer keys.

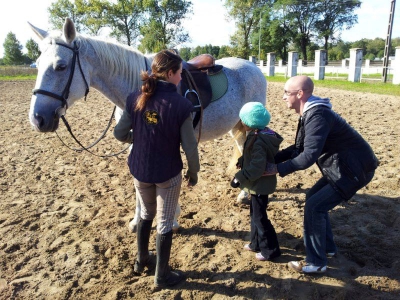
[{"left": 114, "top": 49, "right": 200, "bottom": 288}]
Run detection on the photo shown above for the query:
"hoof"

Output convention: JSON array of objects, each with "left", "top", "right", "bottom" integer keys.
[
  {"left": 128, "top": 219, "right": 138, "bottom": 233},
  {"left": 172, "top": 222, "right": 180, "bottom": 233}
]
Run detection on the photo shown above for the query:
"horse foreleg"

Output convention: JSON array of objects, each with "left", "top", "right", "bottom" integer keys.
[
  {"left": 128, "top": 189, "right": 141, "bottom": 233},
  {"left": 129, "top": 188, "right": 181, "bottom": 233},
  {"left": 228, "top": 124, "right": 250, "bottom": 204},
  {"left": 172, "top": 203, "right": 181, "bottom": 233}
]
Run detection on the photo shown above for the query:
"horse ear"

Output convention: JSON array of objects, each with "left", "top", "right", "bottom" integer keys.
[
  {"left": 28, "top": 22, "right": 48, "bottom": 40},
  {"left": 63, "top": 17, "right": 76, "bottom": 43}
]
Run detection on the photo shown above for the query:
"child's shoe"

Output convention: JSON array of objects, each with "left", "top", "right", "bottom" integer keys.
[{"left": 255, "top": 248, "right": 281, "bottom": 261}]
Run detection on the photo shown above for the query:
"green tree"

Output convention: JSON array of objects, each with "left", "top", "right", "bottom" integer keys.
[
  {"left": 392, "top": 37, "right": 400, "bottom": 49},
  {"left": 26, "top": 39, "right": 41, "bottom": 61},
  {"left": 267, "top": 18, "right": 291, "bottom": 61},
  {"left": 139, "top": 0, "right": 192, "bottom": 53},
  {"left": 78, "top": 0, "right": 111, "bottom": 35},
  {"left": 3, "top": 32, "right": 24, "bottom": 65},
  {"left": 48, "top": 0, "right": 112, "bottom": 36},
  {"left": 314, "top": 0, "right": 361, "bottom": 52},
  {"left": 191, "top": 45, "right": 203, "bottom": 57},
  {"left": 365, "top": 53, "right": 375, "bottom": 60},
  {"left": 106, "top": 0, "right": 145, "bottom": 46},
  {"left": 327, "top": 40, "right": 351, "bottom": 60},
  {"left": 218, "top": 45, "right": 233, "bottom": 58},
  {"left": 179, "top": 47, "right": 192, "bottom": 60},
  {"left": 366, "top": 38, "right": 385, "bottom": 58},
  {"left": 224, "top": 0, "right": 271, "bottom": 59},
  {"left": 48, "top": 0, "right": 85, "bottom": 32},
  {"left": 275, "top": 0, "right": 321, "bottom": 62},
  {"left": 351, "top": 38, "right": 368, "bottom": 55},
  {"left": 250, "top": 6, "right": 274, "bottom": 60}
]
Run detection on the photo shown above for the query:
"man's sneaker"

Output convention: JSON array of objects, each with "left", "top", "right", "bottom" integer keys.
[
  {"left": 288, "top": 261, "right": 327, "bottom": 273},
  {"left": 326, "top": 252, "right": 336, "bottom": 258}
]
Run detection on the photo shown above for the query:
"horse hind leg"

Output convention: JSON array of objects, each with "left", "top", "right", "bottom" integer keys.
[
  {"left": 128, "top": 189, "right": 141, "bottom": 233},
  {"left": 129, "top": 190, "right": 181, "bottom": 233}
]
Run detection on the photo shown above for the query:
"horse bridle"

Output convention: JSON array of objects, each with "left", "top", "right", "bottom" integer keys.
[
  {"left": 32, "top": 41, "right": 130, "bottom": 158},
  {"left": 32, "top": 41, "right": 89, "bottom": 116}
]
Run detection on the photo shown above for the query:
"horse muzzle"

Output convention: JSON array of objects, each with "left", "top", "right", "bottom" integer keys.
[{"left": 30, "top": 108, "right": 63, "bottom": 132}]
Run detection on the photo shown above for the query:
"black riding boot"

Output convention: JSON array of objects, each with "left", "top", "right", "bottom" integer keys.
[
  {"left": 134, "top": 218, "right": 153, "bottom": 274},
  {"left": 154, "top": 231, "right": 185, "bottom": 288}
]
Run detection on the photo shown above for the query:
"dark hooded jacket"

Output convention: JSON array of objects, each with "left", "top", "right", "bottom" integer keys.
[
  {"left": 276, "top": 95, "right": 378, "bottom": 200},
  {"left": 235, "top": 128, "right": 283, "bottom": 195}
]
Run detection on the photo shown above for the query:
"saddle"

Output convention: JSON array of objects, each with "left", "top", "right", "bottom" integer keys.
[{"left": 180, "top": 54, "right": 223, "bottom": 131}]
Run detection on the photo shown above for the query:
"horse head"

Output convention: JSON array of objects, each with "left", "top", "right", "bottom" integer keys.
[{"left": 29, "top": 18, "right": 91, "bottom": 132}]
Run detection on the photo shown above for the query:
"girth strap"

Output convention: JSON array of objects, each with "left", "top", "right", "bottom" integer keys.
[{"left": 182, "top": 69, "right": 203, "bottom": 143}]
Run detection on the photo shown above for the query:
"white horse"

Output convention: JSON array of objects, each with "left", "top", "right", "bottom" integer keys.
[{"left": 28, "top": 18, "right": 267, "bottom": 232}]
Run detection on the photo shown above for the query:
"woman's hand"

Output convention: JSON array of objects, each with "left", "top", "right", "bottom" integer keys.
[{"left": 185, "top": 170, "right": 198, "bottom": 187}]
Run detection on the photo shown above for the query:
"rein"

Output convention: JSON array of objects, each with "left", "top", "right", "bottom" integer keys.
[
  {"left": 32, "top": 41, "right": 129, "bottom": 158},
  {"left": 58, "top": 113, "right": 131, "bottom": 158}
]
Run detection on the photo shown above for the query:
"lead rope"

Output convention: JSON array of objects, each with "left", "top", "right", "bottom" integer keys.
[
  {"left": 58, "top": 115, "right": 131, "bottom": 158},
  {"left": 54, "top": 41, "right": 131, "bottom": 157}
]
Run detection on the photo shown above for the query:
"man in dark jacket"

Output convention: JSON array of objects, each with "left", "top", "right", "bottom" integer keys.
[{"left": 266, "top": 75, "right": 378, "bottom": 273}]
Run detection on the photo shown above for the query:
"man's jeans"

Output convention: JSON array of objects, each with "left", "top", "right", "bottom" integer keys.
[{"left": 304, "top": 177, "right": 343, "bottom": 266}]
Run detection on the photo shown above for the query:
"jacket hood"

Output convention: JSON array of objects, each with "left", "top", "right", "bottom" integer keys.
[
  {"left": 248, "top": 128, "right": 283, "bottom": 149},
  {"left": 303, "top": 95, "right": 332, "bottom": 114}
]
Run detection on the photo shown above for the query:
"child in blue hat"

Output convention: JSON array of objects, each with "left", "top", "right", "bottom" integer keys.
[{"left": 231, "top": 102, "right": 283, "bottom": 261}]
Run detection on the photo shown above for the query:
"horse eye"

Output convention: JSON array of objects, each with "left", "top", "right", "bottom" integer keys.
[{"left": 55, "top": 64, "right": 67, "bottom": 71}]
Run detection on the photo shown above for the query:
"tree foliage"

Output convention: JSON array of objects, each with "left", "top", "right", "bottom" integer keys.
[
  {"left": 106, "top": 0, "right": 145, "bottom": 46},
  {"left": 139, "top": 0, "right": 192, "bottom": 53},
  {"left": 6, "top": 0, "right": 397, "bottom": 65},
  {"left": 314, "top": 0, "right": 361, "bottom": 51},
  {"left": 48, "top": 0, "right": 86, "bottom": 32},
  {"left": 25, "top": 39, "right": 41, "bottom": 61},
  {"left": 224, "top": 0, "right": 272, "bottom": 59},
  {"left": 2, "top": 32, "right": 24, "bottom": 65},
  {"left": 274, "top": 0, "right": 322, "bottom": 62}
]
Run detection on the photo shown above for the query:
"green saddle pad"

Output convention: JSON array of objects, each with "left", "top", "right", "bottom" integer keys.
[{"left": 209, "top": 70, "right": 228, "bottom": 102}]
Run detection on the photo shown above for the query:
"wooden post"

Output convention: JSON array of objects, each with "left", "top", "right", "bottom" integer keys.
[
  {"left": 314, "top": 50, "right": 327, "bottom": 80},
  {"left": 348, "top": 48, "right": 363, "bottom": 82},
  {"left": 287, "top": 51, "right": 298, "bottom": 77},
  {"left": 266, "top": 52, "right": 275, "bottom": 76}
]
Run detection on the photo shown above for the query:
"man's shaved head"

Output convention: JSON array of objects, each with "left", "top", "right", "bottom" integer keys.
[{"left": 286, "top": 75, "right": 314, "bottom": 93}]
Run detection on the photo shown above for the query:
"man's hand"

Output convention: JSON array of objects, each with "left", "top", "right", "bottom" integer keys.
[{"left": 262, "top": 163, "right": 278, "bottom": 176}]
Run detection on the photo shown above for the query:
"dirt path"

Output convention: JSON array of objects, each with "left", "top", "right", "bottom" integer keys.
[{"left": 0, "top": 80, "right": 399, "bottom": 299}]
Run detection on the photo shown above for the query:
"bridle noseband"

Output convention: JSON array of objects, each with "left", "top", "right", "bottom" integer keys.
[{"left": 32, "top": 40, "right": 90, "bottom": 115}]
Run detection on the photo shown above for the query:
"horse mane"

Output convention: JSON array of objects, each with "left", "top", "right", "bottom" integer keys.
[{"left": 43, "top": 31, "right": 153, "bottom": 91}]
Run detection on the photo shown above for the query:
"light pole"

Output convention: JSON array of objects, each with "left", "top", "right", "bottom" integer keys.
[
  {"left": 382, "top": 0, "right": 396, "bottom": 83},
  {"left": 258, "top": 11, "right": 262, "bottom": 61}
]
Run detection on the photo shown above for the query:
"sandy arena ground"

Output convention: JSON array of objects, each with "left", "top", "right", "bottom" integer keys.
[{"left": 0, "top": 80, "right": 399, "bottom": 299}]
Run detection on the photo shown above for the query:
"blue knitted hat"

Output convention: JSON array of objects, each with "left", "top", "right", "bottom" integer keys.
[{"left": 239, "top": 102, "right": 271, "bottom": 130}]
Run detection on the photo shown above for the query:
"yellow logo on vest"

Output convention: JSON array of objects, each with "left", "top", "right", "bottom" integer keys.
[{"left": 143, "top": 110, "right": 159, "bottom": 125}]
